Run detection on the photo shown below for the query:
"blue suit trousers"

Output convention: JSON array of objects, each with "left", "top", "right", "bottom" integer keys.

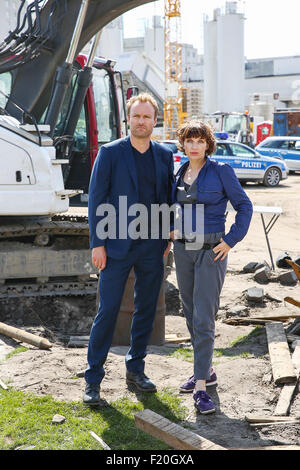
[{"left": 85, "top": 239, "right": 165, "bottom": 385}]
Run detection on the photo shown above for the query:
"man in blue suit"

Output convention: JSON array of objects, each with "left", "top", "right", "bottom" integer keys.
[{"left": 83, "top": 93, "right": 174, "bottom": 405}]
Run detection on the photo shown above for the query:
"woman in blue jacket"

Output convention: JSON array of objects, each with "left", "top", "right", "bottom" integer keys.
[{"left": 170, "top": 121, "right": 253, "bottom": 415}]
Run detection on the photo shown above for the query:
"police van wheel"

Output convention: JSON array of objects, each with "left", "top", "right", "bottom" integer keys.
[{"left": 263, "top": 167, "right": 281, "bottom": 187}]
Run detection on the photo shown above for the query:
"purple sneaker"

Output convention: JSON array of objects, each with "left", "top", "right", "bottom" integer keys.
[
  {"left": 179, "top": 369, "right": 217, "bottom": 393},
  {"left": 179, "top": 375, "right": 196, "bottom": 393},
  {"left": 193, "top": 390, "right": 216, "bottom": 414}
]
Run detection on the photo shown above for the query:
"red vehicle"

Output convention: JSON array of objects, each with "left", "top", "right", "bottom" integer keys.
[{"left": 55, "top": 54, "right": 129, "bottom": 204}]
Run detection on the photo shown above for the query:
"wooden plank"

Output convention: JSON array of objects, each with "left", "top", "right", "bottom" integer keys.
[
  {"left": 89, "top": 431, "right": 111, "bottom": 450},
  {"left": 165, "top": 335, "right": 191, "bottom": 344},
  {"left": 224, "top": 312, "right": 300, "bottom": 326},
  {"left": 274, "top": 345, "right": 300, "bottom": 416},
  {"left": 223, "top": 318, "right": 273, "bottom": 326},
  {"left": 265, "top": 322, "right": 297, "bottom": 385},
  {"left": 292, "top": 344, "right": 300, "bottom": 373},
  {"left": 134, "top": 409, "right": 226, "bottom": 451},
  {"left": 249, "top": 421, "right": 300, "bottom": 428},
  {"left": 0, "top": 378, "right": 8, "bottom": 390},
  {"left": 284, "top": 297, "right": 300, "bottom": 309},
  {"left": 245, "top": 415, "right": 300, "bottom": 423},
  {"left": 274, "top": 383, "right": 298, "bottom": 416},
  {"left": 286, "top": 260, "right": 300, "bottom": 281}
]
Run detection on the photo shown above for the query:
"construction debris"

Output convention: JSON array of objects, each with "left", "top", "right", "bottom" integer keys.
[
  {"left": 265, "top": 322, "right": 297, "bottom": 385},
  {"left": 243, "top": 262, "right": 265, "bottom": 273},
  {"left": 89, "top": 431, "right": 111, "bottom": 450},
  {"left": 245, "top": 415, "right": 300, "bottom": 424},
  {"left": 247, "top": 287, "right": 264, "bottom": 302},
  {"left": 254, "top": 266, "right": 272, "bottom": 284},
  {"left": 278, "top": 271, "right": 298, "bottom": 286},
  {"left": 67, "top": 333, "right": 191, "bottom": 348},
  {"left": 276, "top": 252, "right": 292, "bottom": 269},
  {"left": 0, "top": 378, "right": 7, "bottom": 390}
]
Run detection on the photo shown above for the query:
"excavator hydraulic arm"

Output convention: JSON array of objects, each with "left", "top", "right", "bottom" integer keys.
[{"left": 4, "top": 0, "right": 155, "bottom": 122}]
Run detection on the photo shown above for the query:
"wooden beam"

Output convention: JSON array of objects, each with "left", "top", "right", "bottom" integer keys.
[
  {"left": 0, "top": 378, "right": 8, "bottom": 390},
  {"left": 0, "top": 322, "right": 52, "bottom": 350},
  {"left": 224, "top": 312, "right": 300, "bottom": 326},
  {"left": 286, "top": 260, "right": 300, "bottom": 281},
  {"left": 249, "top": 421, "right": 300, "bottom": 428},
  {"left": 274, "top": 382, "right": 298, "bottom": 416},
  {"left": 134, "top": 409, "right": 225, "bottom": 451},
  {"left": 89, "top": 431, "right": 111, "bottom": 450},
  {"left": 284, "top": 297, "right": 300, "bottom": 309},
  {"left": 274, "top": 345, "right": 300, "bottom": 416},
  {"left": 245, "top": 415, "right": 300, "bottom": 423},
  {"left": 265, "top": 322, "right": 297, "bottom": 384}
]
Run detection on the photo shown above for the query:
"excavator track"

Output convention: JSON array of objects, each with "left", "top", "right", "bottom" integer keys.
[
  {"left": 0, "top": 214, "right": 98, "bottom": 299},
  {"left": 0, "top": 214, "right": 89, "bottom": 240}
]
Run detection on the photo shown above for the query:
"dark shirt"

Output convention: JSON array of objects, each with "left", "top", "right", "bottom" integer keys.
[
  {"left": 176, "top": 175, "right": 198, "bottom": 204},
  {"left": 131, "top": 144, "right": 157, "bottom": 238}
]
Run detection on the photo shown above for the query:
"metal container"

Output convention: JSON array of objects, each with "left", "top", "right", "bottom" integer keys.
[
  {"left": 112, "top": 266, "right": 166, "bottom": 346},
  {"left": 95, "top": 258, "right": 168, "bottom": 346}
]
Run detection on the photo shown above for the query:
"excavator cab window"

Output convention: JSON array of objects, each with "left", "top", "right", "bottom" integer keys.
[
  {"left": 53, "top": 70, "right": 88, "bottom": 151},
  {"left": 92, "top": 67, "right": 118, "bottom": 144},
  {"left": 0, "top": 72, "right": 12, "bottom": 111}
]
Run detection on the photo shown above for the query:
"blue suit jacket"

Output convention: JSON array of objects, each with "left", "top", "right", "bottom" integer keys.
[{"left": 88, "top": 136, "right": 174, "bottom": 259}]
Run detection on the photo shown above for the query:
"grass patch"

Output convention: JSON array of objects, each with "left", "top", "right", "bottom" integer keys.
[
  {"left": 0, "top": 388, "right": 188, "bottom": 450},
  {"left": 169, "top": 327, "right": 264, "bottom": 362},
  {"left": 4, "top": 346, "right": 28, "bottom": 361}
]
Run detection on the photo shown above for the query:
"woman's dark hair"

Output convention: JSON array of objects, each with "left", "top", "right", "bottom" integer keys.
[{"left": 177, "top": 121, "right": 217, "bottom": 157}]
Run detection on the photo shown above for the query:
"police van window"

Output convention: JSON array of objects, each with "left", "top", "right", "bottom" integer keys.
[
  {"left": 294, "top": 141, "right": 300, "bottom": 151},
  {"left": 213, "top": 144, "right": 227, "bottom": 156},
  {"left": 280, "top": 140, "right": 290, "bottom": 149},
  {"left": 229, "top": 144, "right": 256, "bottom": 157},
  {"left": 260, "top": 140, "right": 283, "bottom": 149},
  {"left": 286, "top": 140, "right": 299, "bottom": 150},
  {"left": 162, "top": 142, "right": 178, "bottom": 153}
]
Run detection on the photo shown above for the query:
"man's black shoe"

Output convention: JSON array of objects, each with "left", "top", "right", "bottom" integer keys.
[
  {"left": 83, "top": 383, "right": 100, "bottom": 405},
  {"left": 126, "top": 371, "right": 157, "bottom": 392}
]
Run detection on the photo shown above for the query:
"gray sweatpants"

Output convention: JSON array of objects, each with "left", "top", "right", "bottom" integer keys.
[{"left": 173, "top": 232, "right": 227, "bottom": 381}]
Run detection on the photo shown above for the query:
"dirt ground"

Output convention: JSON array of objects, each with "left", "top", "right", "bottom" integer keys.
[{"left": 1, "top": 174, "right": 300, "bottom": 450}]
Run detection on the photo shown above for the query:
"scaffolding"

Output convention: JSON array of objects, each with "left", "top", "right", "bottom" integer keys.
[{"left": 164, "top": 0, "right": 187, "bottom": 139}]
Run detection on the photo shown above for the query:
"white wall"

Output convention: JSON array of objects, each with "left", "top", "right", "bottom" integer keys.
[
  {"left": 0, "top": 0, "right": 19, "bottom": 43},
  {"left": 96, "top": 17, "right": 124, "bottom": 60}
]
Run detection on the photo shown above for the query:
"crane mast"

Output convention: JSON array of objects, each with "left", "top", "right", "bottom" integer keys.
[{"left": 164, "top": 0, "right": 187, "bottom": 140}]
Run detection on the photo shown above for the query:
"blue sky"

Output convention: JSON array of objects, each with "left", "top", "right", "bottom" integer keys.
[{"left": 123, "top": 0, "right": 300, "bottom": 59}]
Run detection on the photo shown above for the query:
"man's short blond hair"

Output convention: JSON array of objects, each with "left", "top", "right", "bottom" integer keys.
[{"left": 127, "top": 93, "right": 159, "bottom": 119}]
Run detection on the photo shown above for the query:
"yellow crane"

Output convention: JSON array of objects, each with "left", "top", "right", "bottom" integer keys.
[{"left": 164, "top": 0, "right": 187, "bottom": 139}]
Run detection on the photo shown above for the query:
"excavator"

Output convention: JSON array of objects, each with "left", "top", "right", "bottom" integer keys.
[{"left": 0, "top": 0, "right": 155, "bottom": 299}]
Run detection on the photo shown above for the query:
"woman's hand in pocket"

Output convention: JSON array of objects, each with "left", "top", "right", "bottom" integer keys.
[{"left": 212, "top": 238, "right": 230, "bottom": 261}]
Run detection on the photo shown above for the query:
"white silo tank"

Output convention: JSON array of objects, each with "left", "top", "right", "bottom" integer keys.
[
  {"left": 96, "top": 17, "right": 124, "bottom": 60},
  {"left": 203, "top": 14, "right": 218, "bottom": 114},
  {"left": 217, "top": 7, "right": 245, "bottom": 112}
]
